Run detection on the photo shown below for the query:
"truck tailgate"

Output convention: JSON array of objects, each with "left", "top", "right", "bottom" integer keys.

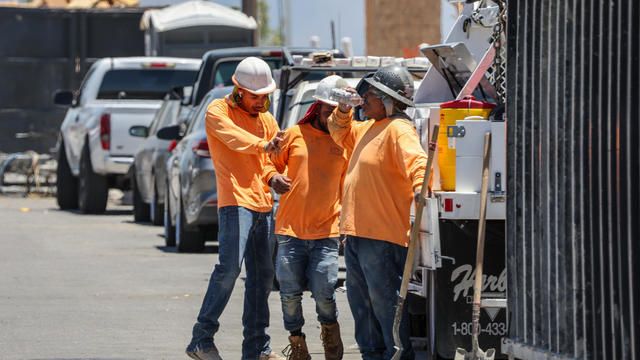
[{"left": 103, "top": 102, "right": 161, "bottom": 156}]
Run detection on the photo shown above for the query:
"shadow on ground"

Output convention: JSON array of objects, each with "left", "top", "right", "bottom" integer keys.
[
  {"left": 155, "top": 244, "right": 219, "bottom": 254},
  {"left": 53, "top": 208, "right": 133, "bottom": 216}
]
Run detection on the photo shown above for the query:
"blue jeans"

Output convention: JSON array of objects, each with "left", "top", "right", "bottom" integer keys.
[
  {"left": 187, "top": 206, "right": 275, "bottom": 360},
  {"left": 276, "top": 235, "right": 339, "bottom": 332},
  {"left": 344, "top": 235, "right": 414, "bottom": 360}
]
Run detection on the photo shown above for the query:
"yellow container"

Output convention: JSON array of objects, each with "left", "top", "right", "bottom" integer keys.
[{"left": 438, "top": 96, "right": 495, "bottom": 191}]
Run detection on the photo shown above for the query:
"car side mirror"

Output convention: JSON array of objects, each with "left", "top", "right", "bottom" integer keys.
[
  {"left": 129, "top": 125, "right": 149, "bottom": 138},
  {"left": 157, "top": 125, "right": 182, "bottom": 140},
  {"left": 53, "top": 90, "right": 73, "bottom": 106}
]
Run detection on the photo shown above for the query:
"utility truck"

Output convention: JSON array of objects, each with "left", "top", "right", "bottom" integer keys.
[{"left": 275, "top": 1, "right": 508, "bottom": 357}]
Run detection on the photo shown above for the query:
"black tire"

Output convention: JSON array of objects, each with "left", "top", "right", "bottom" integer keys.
[
  {"left": 176, "top": 195, "right": 205, "bottom": 253},
  {"left": 56, "top": 140, "right": 78, "bottom": 209},
  {"left": 150, "top": 179, "right": 163, "bottom": 226},
  {"left": 78, "top": 145, "right": 108, "bottom": 214},
  {"left": 132, "top": 169, "right": 150, "bottom": 222},
  {"left": 164, "top": 183, "right": 176, "bottom": 247}
]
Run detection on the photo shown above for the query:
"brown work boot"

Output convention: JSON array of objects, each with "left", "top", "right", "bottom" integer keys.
[
  {"left": 282, "top": 335, "right": 311, "bottom": 360},
  {"left": 320, "top": 322, "right": 343, "bottom": 360},
  {"left": 260, "top": 351, "right": 286, "bottom": 360}
]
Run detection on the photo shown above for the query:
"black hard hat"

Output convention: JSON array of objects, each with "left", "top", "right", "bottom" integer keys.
[
  {"left": 364, "top": 65, "right": 415, "bottom": 107},
  {"left": 355, "top": 72, "right": 375, "bottom": 97}
]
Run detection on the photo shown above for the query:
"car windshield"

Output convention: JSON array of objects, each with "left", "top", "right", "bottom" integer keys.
[
  {"left": 292, "top": 89, "right": 316, "bottom": 120},
  {"left": 97, "top": 69, "right": 197, "bottom": 100},
  {"left": 290, "top": 89, "right": 316, "bottom": 124}
]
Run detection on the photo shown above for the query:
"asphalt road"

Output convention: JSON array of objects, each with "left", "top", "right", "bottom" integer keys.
[{"left": 0, "top": 195, "right": 360, "bottom": 360}]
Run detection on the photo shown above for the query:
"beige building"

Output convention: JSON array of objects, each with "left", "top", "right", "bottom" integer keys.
[{"left": 366, "top": 0, "right": 441, "bottom": 57}]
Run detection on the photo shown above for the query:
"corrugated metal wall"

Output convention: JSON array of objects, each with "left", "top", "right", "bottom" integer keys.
[
  {"left": 0, "top": 7, "right": 144, "bottom": 154},
  {"left": 504, "top": 0, "right": 639, "bottom": 359}
]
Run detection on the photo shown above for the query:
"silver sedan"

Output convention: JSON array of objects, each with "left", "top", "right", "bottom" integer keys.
[{"left": 157, "top": 87, "right": 232, "bottom": 252}]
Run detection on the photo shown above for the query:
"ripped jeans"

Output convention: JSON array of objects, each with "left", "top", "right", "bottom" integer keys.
[{"left": 275, "top": 235, "right": 340, "bottom": 332}]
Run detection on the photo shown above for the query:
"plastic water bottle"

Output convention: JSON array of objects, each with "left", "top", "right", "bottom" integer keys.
[{"left": 329, "top": 88, "right": 364, "bottom": 107}]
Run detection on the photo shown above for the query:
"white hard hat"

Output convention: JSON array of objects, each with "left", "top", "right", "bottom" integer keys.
[
  {"left": 232, "top": 57, "right": 277, "bottom": 94},
  {"left": 313, "top": 75, "right": 348, "bottom": 106}
]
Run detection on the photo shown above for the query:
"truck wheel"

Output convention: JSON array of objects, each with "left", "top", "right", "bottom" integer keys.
[
  {"left": 132, "top": 169, "right": 150, "bottom": 222},
  {"left": 150, "top": 181, "right": 163, "bottom": 226},
  {"left": 164, "top": 183, "right": 176, "bottom": 247},
  {"left": 56, "top": 140, "right": 78, "bottom": 209},
  {"left": 176, "top": 195, "right": 205, "bottom": 253},
  {"left": 78, "top": 145, "right": 108, "bottom": 214}
]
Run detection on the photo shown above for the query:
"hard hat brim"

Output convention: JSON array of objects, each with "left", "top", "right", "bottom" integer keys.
[
  {"left": 232, "top": 75, "right": 277, "bottom": 95},
  {"left": 364, "top": 77, "right": 415, "bottom": 107},
  {"left": 312, "top": 95, "right": 339, "bottom": 107}
]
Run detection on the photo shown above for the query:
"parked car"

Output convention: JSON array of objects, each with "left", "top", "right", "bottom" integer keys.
[
  {"left": 54, "top": 57, "right": 201, "bottom": 213},
  {"left": 158, "top": 87, "right": 233, "bottom": 252},
  {"left": 130, "top": 90, "right": 186, "bottom": 224}
]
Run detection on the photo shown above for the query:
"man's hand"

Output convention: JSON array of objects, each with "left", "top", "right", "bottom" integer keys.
[
  {"left": 337, "top": 87, "right": 358, "bottom": 114},
  {"left": 264, "top": 130, "right": 286, "bottom": 154},
  {"left": 269, "top": 174, "right": 291, "bottom": 194},
  {"left": 414, "top": 191, "right": 422, "bottom": 204}
]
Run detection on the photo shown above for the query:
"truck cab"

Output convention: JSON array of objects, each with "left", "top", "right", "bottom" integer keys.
[{"left": 54, "top": 56, "right": 201, "bottom": 213}]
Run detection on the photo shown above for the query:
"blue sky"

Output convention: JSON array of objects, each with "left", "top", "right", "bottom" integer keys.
[{"left": 138, "top": 0, "right": 458, "bottom": 55}]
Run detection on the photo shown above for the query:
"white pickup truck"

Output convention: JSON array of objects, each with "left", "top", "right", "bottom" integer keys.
[{"left": 53, "top": 57, "right": 201, "bottom": 213}]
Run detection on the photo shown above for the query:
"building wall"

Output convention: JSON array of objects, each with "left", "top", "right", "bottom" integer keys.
[{"left": 365, "top": 0, "right": 441, "bottom": 56}]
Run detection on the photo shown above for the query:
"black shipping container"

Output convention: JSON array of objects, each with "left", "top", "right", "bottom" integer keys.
[{"left": 0, "top": 7, "right": 145, "bottom": 154}]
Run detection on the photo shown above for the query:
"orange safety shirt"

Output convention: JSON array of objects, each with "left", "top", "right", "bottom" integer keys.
[
  {"left": 205, "top": 96, "right": 280, "bottom": 213},
  {"left": 328, "top": 109, "right": 428, "bottom": 247},
  {"left": 264, "top": 123, "right": 348, "bottom": 239}
]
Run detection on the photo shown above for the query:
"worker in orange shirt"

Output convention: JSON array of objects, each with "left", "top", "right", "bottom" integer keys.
[
  {"left": 327, "top": 65, "right": 427, "bottom": 360},
  {"left": 264, "top": 75, "right": 348, "bottom": 360},
  {"left": 186, "top": 57, "right": 286, "bottom": 360}
]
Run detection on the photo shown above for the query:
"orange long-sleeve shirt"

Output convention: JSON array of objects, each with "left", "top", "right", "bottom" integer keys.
[
  {"left": 328, "top": 109, "right": 428, "bottom": 247},
  {"left": 205, "top": 96, "right": 280, "bottom": 213},
  {"left": 264, "top": 123, "right": 348, "bottom": 239}
]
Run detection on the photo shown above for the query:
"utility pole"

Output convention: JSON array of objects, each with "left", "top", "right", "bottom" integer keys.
[{"left": 242, "top": 0, "right": 258, "bottom": 46}]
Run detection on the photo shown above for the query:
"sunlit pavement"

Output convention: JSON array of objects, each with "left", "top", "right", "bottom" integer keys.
[{"left": 0, "top": 195, "right": 361, "bottom": 360}]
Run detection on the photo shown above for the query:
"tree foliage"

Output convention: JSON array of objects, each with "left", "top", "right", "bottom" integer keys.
[{"left": 257, "top": 0, "right": 282, "bottom": 46}]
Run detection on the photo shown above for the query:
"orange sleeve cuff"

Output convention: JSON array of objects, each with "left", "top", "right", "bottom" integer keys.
[
  {"left": 263, "top": 171, "right": 278, "bottom": 186},
  {"left": 332, "top": 108, "right": 354, "bottom": 126},
  {"left": 257, "top": 140, "right": 268, "bottom": 153}
]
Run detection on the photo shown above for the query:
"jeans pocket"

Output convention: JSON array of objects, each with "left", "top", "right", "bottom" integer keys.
[{"left": 276, "top": 234, "right": 293, "bottom": 246}]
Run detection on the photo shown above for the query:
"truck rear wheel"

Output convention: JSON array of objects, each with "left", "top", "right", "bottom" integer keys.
[
  {"left": 132, "top": 169, "right": 150, "bottom": 222},
  {"left": 56, "top": 140, "right": 78, "bottom": 209},
  {"left": 78, "top": 145, "right": 108, "bottom": 214}
]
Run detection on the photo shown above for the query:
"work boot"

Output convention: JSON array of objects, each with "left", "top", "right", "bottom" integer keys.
[
  {"left": 186, "top": 347, "right": 223, "bottom": 360},
  {"left": 282, "top": 335, "right": 311, "bottom": 360},
  {"left": 320, "top": 322, "right": 343, "bottom": 360},
  {"left": 261, "top": 351, "right": 286, "bottom": 360}
]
